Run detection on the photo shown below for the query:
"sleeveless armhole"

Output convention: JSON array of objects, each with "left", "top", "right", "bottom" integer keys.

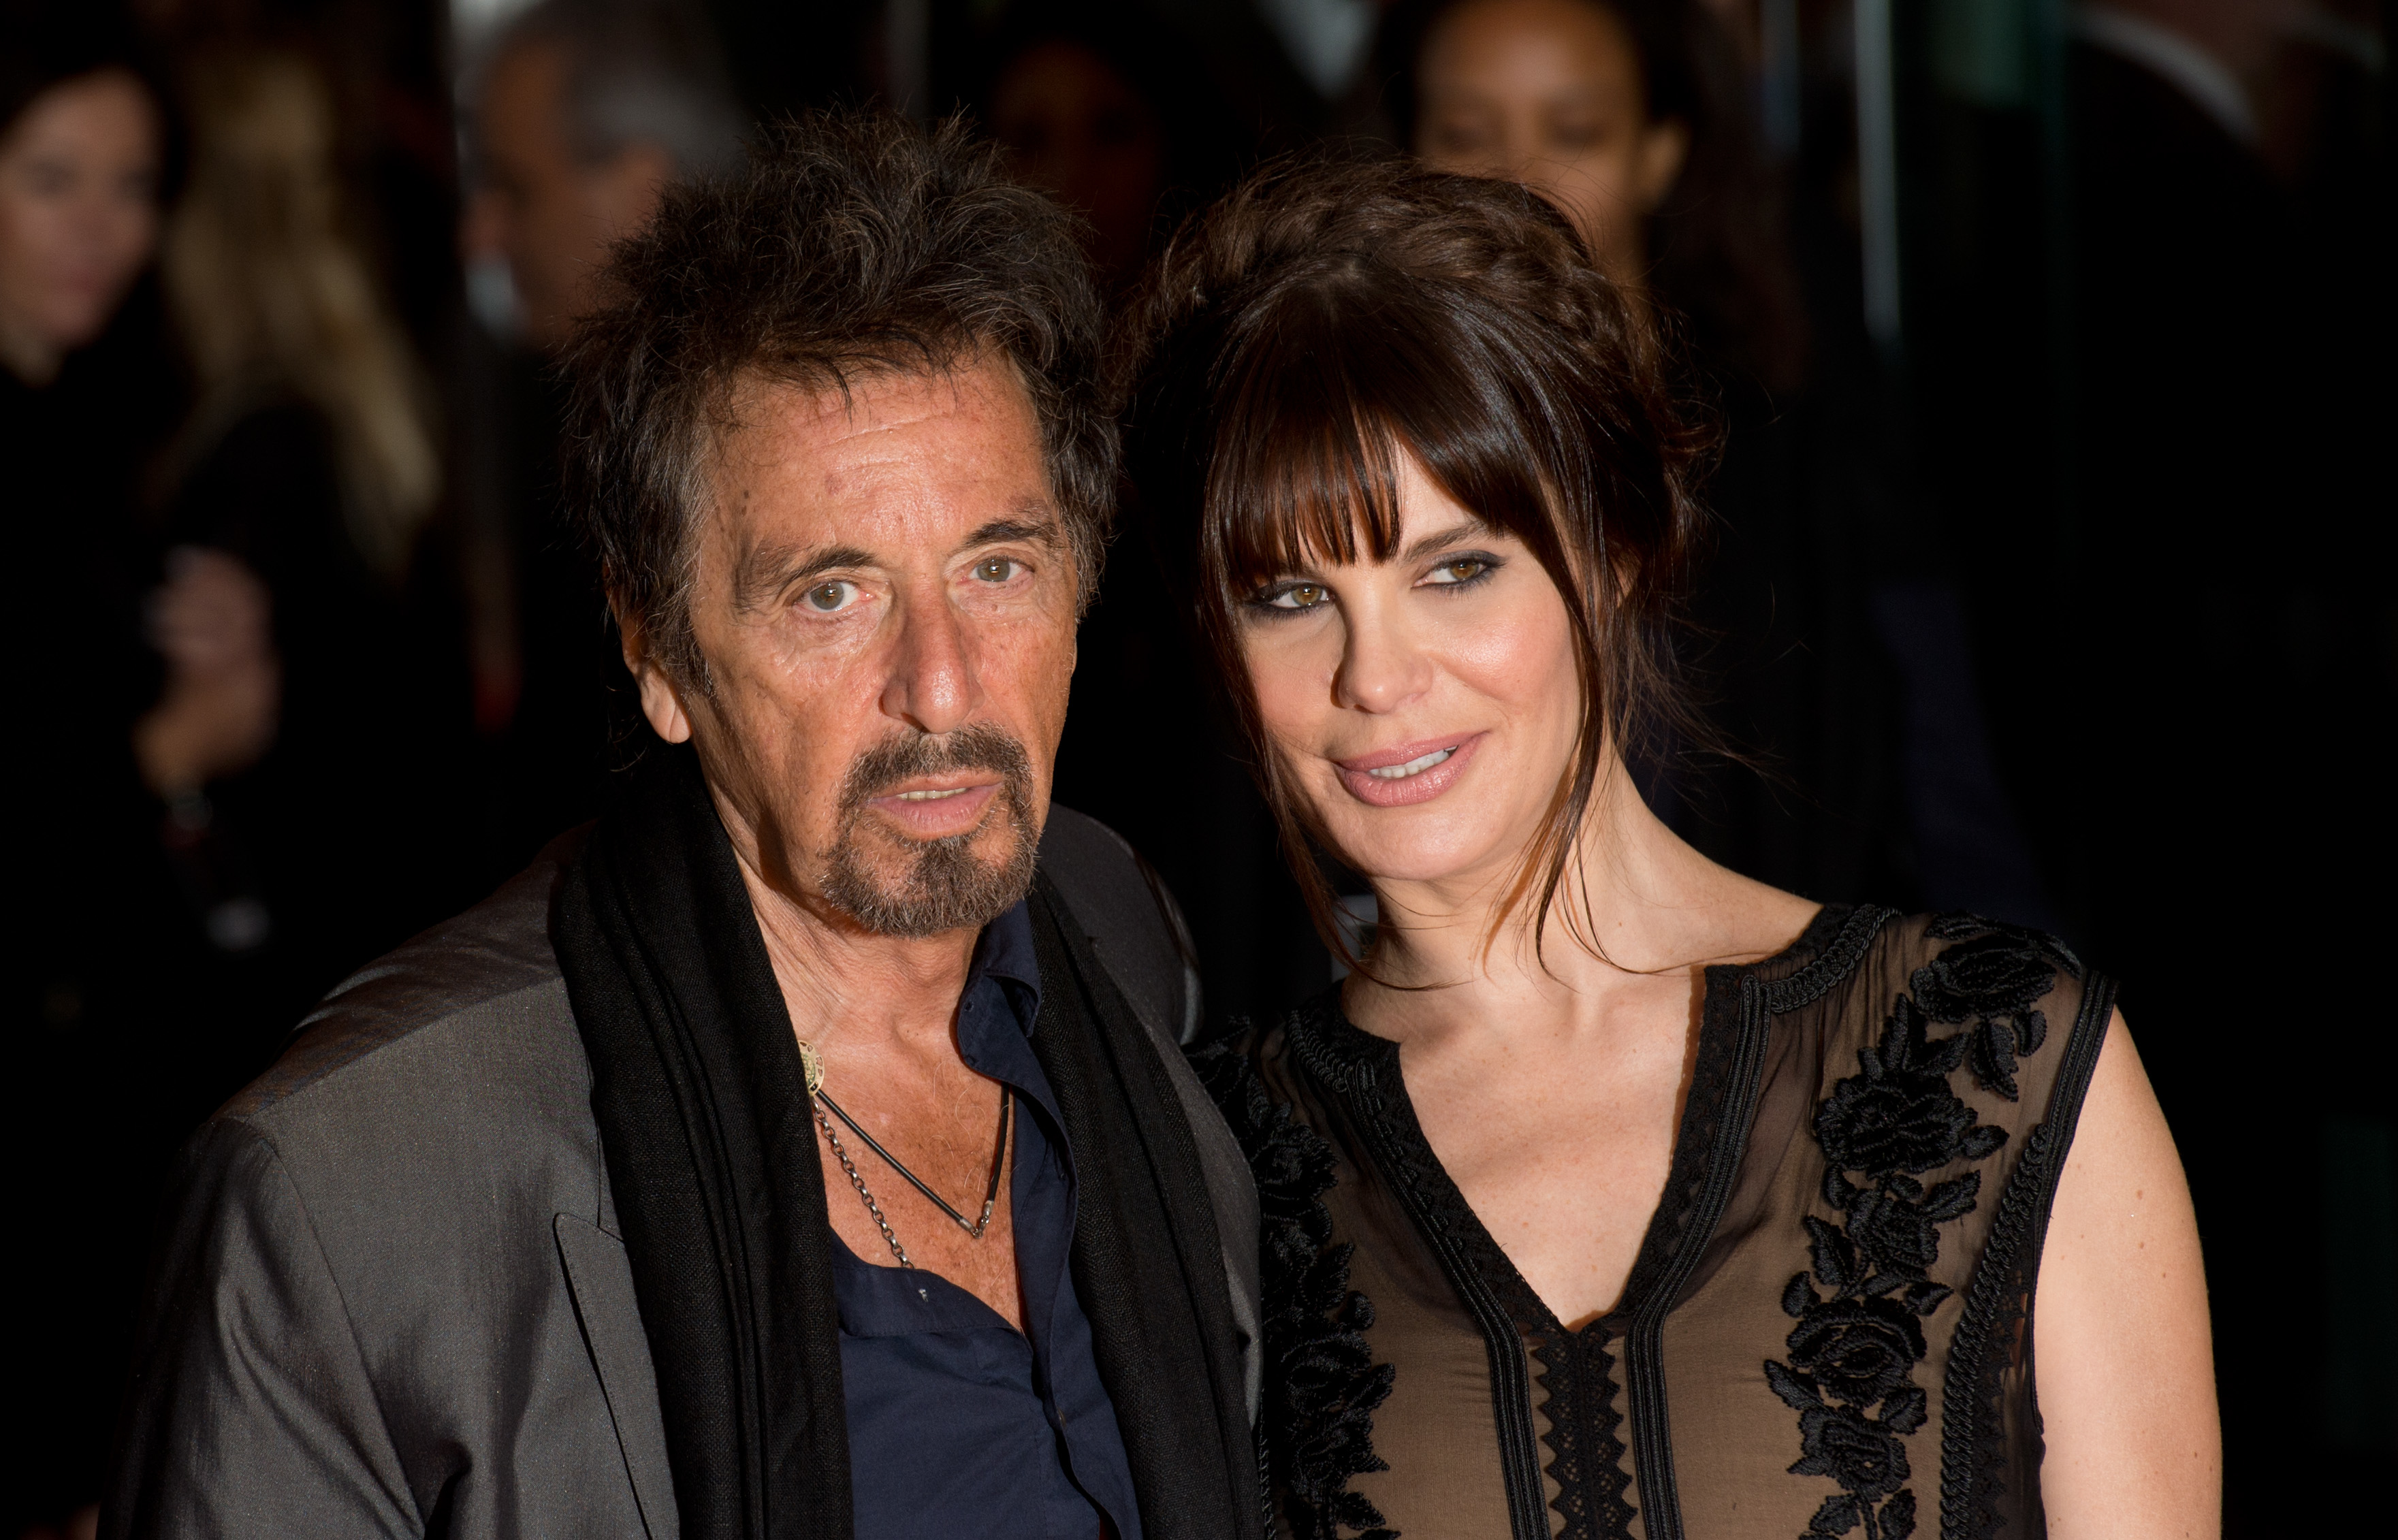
[{"left": 1938, "top": 961, "right": 2115, "bottom": 1540}]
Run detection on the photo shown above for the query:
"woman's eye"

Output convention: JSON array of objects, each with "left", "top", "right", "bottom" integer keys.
[
  {"left": 1264, "top": 582, "right": 1330, "bottom": 611},
  {"left": 803, "top": 580, "right": 857, "bottom": 613},
  {"left": 973, "top": 556, "right": 1021, "bottom": 583},
  {"left": 1423, "top": 558, "right": 1491, "bottom": 586}
]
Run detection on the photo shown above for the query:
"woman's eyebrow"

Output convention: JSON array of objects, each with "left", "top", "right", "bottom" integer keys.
[{"left": 1396, "top": 520, "right": 1493, "bottom": 564}]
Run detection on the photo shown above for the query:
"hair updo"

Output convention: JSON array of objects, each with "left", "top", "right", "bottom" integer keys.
[{"left": 1115, "top": 155, "right": 1716, "bottom": 961}]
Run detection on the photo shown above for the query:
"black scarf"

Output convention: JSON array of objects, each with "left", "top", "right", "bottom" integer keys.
[{"left": 549, "top": 745, "right": 1258, "bottom": 1540}]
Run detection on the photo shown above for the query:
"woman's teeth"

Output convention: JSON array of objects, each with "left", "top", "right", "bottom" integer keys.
[
  {"left": 1366, "top": 748, "right": 1454, "bottom": 781},
  {"left": 896, "top": 787, "right": 973, "bottom": 801}
]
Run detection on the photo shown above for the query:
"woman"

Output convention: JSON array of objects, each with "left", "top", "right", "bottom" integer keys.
[
  {"left": 1118, "top": 162, "right": 2216, "bottom": 1539},
  {"left": 3, "top": 18, "right": 194, "bottom": 1535},
  {"left": 146, "top": 45, "right": 459, "bottom": 1039}
]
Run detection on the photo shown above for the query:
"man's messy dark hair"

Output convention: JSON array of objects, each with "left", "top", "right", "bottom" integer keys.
[{"left": 564, "top": 110, "right": 1113, "bottom": 686}]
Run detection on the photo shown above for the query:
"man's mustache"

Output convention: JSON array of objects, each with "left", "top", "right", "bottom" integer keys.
[{"left": 837, "top": 724, "right": 1034, "bottom": 816}]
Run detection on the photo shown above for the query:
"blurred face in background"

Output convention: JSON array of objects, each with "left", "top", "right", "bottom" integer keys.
[
  {"left": 1415, "top": 0, "right": 1687, "bottom": 285},
  {"left": 991, "top": 41, "right": 1164, "bottom": 288},
  {"left": 0, "top": 68, "right": 161, "bottom": 385},
  {"left": 469, "top": 39, "right": 673, "bottom": 350}
]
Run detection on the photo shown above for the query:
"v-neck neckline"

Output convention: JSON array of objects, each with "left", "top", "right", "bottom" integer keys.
[{"left": 1295, "top": 902, "right": 1852, "bottom": 1341}]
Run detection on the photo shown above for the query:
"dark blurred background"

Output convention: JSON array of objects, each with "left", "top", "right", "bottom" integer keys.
[{"left": 2, "top": 0, "right": 2387, "bottom": 1533}]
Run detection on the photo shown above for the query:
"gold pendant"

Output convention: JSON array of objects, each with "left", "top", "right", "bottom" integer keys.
[{"left": 796, "top": 1039, "right": 824, "bottom": 1098}]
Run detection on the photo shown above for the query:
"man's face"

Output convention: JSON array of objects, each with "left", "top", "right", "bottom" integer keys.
[
  {"left": 637, "top": 359, "right": 1079, "bottom": 939},
  {"left": 469, "top": 41, "right": 673, "bottom": 350}
]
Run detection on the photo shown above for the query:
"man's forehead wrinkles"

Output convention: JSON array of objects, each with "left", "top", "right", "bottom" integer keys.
[{"left": 728, "top": 365, "right": 986, "bottom": 447}]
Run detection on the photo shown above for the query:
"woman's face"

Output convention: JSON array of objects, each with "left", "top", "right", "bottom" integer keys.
[
  {"left": 1414, "top": 0, "right": 1686, "bottom": 283},
  {"left": 1238, "top": 453, "right": 1585, "bottom": 894},
  {"left": 0, "top": 69, "right": 161, "bottom": 383}
]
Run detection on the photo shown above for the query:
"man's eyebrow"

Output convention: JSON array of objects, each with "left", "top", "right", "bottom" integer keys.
[
  {"left": 955, "top": 510, "right": 1064, "bottom": 554},
  {"left": 1396, "top": 519, "right": 1493, "bottom": 564},
  {"left": 731, "top": 540, "right": 875, "bottom": 613}
]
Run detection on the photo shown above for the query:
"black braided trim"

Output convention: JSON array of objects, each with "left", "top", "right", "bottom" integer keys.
[
  {"left": 1356, "top": 1060, "right": 1637, "bottom": 1540},
  {"left": 1288, "top": 1004, "right": 1558, "bottom": 1540},
  {"left": 1763, "top": 906, "right": 1900, "bottom": 1017},
  {"left": 1612, "top": 905, "right": 1876, "bottom": 1540},
  {"left": 1935, "top": 970, "right": 2115, "bottom": 1540},
  {"left": 1191, "top": 1023, "right": 1397, "bottom": 1540},
  {"left": 1528, "top": 1326, "right": 1640, "bottom": 1540}
]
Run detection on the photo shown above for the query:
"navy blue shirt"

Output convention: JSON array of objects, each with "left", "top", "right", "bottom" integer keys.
[{"left": 831, "top": 901, "right": 1141, "bottom": 1540}]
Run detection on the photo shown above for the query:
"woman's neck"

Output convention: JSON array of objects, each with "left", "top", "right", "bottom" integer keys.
[{"left": 1346, "top": 756, "right": 1815, "bottom": 1045}]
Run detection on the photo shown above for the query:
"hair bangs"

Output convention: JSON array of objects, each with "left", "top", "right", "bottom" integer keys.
[{"left": 1198, "top": 276, "right": 1579, "bottom": 606}]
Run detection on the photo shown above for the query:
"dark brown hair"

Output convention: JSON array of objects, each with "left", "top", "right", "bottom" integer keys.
[
  {"left": 564, "top": 110, "right": 1113, "bottom": 685},
  {"left": 1117, "top": 156, "right": 1715, "bottom": 963}
]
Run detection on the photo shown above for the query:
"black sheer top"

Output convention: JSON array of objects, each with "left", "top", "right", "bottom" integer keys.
[{"left": 1194, "top": 909, "right": 2114, "bottom": 1540}]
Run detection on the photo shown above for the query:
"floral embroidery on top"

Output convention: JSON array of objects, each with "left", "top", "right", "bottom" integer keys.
[
  {"left": 1909, "top": 916, "right": 2081, "bottom": 1101},
  {"left": 1191, "top": 1031, "right": 1398, "bottom": 1540},
  {"left": 1765, "top": 916, "right": 2064, "bottom": 1540}
]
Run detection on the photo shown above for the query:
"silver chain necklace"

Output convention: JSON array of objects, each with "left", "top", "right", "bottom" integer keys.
[{"left": 799, "top": 1039, "right": 1012, "bottom": 1270}]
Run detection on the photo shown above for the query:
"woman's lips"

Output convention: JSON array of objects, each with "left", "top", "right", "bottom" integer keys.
[{"left": 1332, "top": 733, "right": 1486, "bottom": 808}]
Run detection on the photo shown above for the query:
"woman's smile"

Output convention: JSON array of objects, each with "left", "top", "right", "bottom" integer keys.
[{"left": 1334, "top": 732, "right": 1487, "bottom": 807}]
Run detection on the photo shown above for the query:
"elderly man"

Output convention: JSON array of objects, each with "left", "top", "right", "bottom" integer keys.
[{"left": 103, "top": 114, "right": 1262, "bottom": 1540}]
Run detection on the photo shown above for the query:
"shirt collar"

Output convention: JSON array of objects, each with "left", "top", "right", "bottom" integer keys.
[{"left": 962, "top": 898, "right": 1042, "bottom": 1039}]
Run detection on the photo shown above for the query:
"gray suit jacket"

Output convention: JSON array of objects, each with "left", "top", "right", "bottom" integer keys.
[{"left": 103, "top": 808, "right": 1258, "bottom": 1539}]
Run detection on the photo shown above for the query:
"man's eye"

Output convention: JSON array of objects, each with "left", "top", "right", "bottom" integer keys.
[
  {"left": 803, "top": 580, "right": 857, "bottom": 612},
  {"left": 1264, "top": 582, "right": 1330, "bottom": 611},
  {"left": 973, "top": 556, "right": 1021, "bottom": 583}
]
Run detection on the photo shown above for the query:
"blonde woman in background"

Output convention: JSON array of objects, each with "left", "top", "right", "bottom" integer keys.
[{"left": 145, "top": 45, "right": 465, "bottom": 1055}]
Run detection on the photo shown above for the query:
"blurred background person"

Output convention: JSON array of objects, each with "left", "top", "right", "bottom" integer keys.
[
  {"left": 2, "top": 10, "right": 182, "bottom": 1537},
  {"left": 450, "top": 0, "right": 746, "bottom": 871},
  {"left": 980, "top": 1, "right": 1242, "bottom": 293},
  {"left": 975, "top": 1, "right": 1335, "bottom": 1019},
  {"left": 144, "top": 42, "right": 462, "bottom": 1038},
  {"left": 1377, "top": 0, "right": 2049, "bottom": 921}
]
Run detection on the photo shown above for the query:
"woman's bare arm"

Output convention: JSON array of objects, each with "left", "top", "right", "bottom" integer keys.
[{"left": 2034, "top": 1010, "right": 2220, "bottom": 1538}]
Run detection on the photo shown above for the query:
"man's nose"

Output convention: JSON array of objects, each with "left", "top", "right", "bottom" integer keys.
[
  {"left": 879, "top": 586, "right": 982, "bottom": 735},
  {"left": 1332, "top": 598, "right": 1433, "bottom": 714}
]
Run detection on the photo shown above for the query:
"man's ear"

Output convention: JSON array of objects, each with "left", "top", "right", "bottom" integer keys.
[{"left": 621, "top": 619, "right": 695, "bottom": 744}]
